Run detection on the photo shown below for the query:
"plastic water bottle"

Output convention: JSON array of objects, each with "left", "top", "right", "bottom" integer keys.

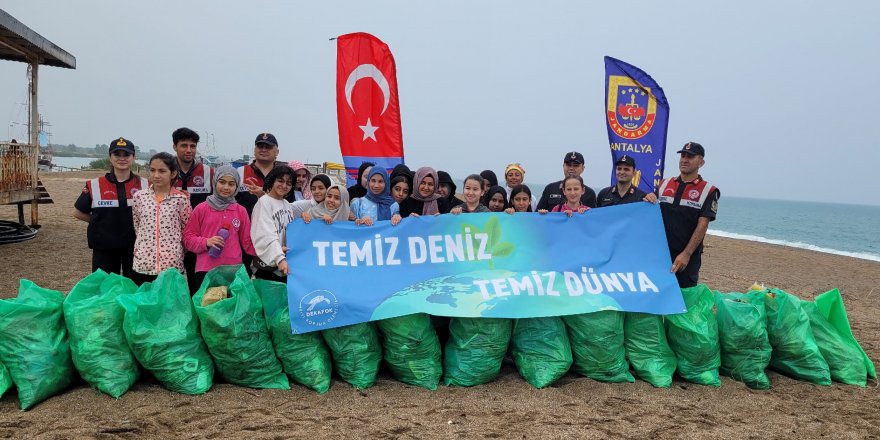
[{"left": 208, "top": 224, "right": 230, "bottom": 258}]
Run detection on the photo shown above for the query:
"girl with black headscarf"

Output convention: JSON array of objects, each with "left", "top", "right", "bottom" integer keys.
[
  {"left": 437, "top": 170, "right": 464, "bottom": 208},
  {"left": 480, "top": 169, "right": 498, "bottom": 193},
  {"left": 347, "top": 161, "right": 375, "bottom": 200},
  {"left": 483, "top": 185, "right": 509, "bottom": 212},
  {"left": 291, "top": 174, "right": 332, "bottom": 218},
  {"left": 389, "top": 174, "right": 410, "bottom": 204}
]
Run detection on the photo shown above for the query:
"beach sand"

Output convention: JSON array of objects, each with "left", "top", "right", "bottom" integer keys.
[{"left": 1, "top": 171, "right": 878, "bottom": 439}]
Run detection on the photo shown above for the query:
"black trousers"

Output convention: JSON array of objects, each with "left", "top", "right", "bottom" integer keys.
[
  {"left": 92, "top": 248, "right": 135, "bottom": 279},
  {"left": 241, "top": 252, "right": 254, "bottom": 277},
  {"left": 129, "top": 271, "right": 158, "bottom": 286},
  {"left": 254, "top": 269, "right": 286, "bottom": 283},
  {"left": 184, "top": 251, "right": 199, "bottom": 295},
  {"left": 190, "top": 271, "right": 207, "bottom": 293},
  {"left": 671, "top": 249, "right": 702, "bottom": 288}
]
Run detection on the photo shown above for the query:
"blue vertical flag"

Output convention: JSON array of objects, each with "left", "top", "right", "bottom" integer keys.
[{"left": 604, "top": 56, "right": 670, "bottom": 193}]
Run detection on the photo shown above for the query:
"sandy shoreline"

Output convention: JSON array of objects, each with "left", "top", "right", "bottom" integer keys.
[{"left": 1, "top": 172, "right": 878, "bottom": 439}]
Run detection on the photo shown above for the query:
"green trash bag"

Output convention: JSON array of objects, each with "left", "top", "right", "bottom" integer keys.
[
  {"left": 764, "top": 288, "right": 831, "bottom": 385},
  {"left": 254, "top": 279, "right": 332, "bottom": 393},
  {"left": 714, "top": 291, "right": 772, "bottom": 390},
  {"left": 444, "top": 318, "right": 512, "bottom": 387},
  {"left": 0, "top": 280, "right": 76, "bottom": 410},
  {"left": 63, "top": 270, "right": 140, "bottom": 398},
  {"left": 193, "top": 265, "right": 288, "bottom": 389},
  {"left": 814, "top": 289, "right": 876, "bottom": 380},
  {"left": 624, "top": 312, "right": 677, "bottom": 388},
  {"left": 803, "top": 302, "right": 867, "bottom": 386},
  {"left": 0, "top": 360, "right": 10, "bottom": 399},
  {"left": 117, "top": 269, "right": 214, "bottom": 395},
  {"left": 510, "top": 317, "right": 572, "bottom": 389},
  {"left": 322, "top": 322, "right": 382, "bottom": 389},
  {"left": 376, "top": 314, "right": 442, "bottom": 390},
  {"left": 665, "top": 284, "right": 721, "bottom": 387},
  {"left": 564, "top": 311, "right": 634, "bottom": 383}
]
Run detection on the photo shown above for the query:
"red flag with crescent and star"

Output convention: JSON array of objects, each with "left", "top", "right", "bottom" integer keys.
[{"left": 336, "top": 32, "right": 405, "bottom": 186}]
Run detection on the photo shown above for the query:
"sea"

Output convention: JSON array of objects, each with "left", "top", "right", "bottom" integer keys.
[
  {"left": 709, "top": 197, "right": 880, "bottom": 263},
  {"left": 51, "top": 156, "right": 98, "bottom": 169},
  {"left": 522, "top": 180, "right": 879, "bottom": 262},
  {"left": 51, "top": 156, "right": 146, "bottom": 169}
]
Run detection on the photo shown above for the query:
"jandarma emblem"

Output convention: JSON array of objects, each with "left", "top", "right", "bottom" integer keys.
[{"left": 606, "top": 76, "right": 657, "bottom": 140}]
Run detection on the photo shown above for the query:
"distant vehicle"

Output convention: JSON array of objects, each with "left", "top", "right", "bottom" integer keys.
[{"left": 307, "top": 162, "right": 347, "bottom": 186}]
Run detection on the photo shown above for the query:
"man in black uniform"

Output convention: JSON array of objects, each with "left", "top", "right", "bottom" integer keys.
[
  {"left": 536, "top": 151, "right": 598, "bottom": 210},
  {"left": 597, "top": 155, "right": 657, "bottom": 207},
  {"left": 657, "top": 142, "right": 720, "bottom": 288}
]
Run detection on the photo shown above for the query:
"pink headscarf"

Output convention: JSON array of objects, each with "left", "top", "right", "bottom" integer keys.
[
  {"left": 411, "top": 167, "right": 442, "bottom": 215},
  {"left": 288, "top": 160, "right": 313, "bottom": 200}
]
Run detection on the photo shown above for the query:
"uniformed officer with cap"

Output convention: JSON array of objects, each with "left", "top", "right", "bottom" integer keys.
[
  {"left": 597, "top": 155, "right": 657, "bottom": 207},
  {"left": 236, "top": 132, "right": 295, "bottom": 215},
  {"left": 657, "top": 141, "right": 720, "bottom": 288},
  {"left": 73, "top": 137, "right": 149, "bottom": 278},
  {"left": 536, "top": 151, "right": 598, "bottom": 211}
]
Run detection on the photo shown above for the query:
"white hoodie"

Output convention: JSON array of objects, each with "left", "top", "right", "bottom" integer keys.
[{"left": 250, "top": 194, "right": 295, "bottom": 267}]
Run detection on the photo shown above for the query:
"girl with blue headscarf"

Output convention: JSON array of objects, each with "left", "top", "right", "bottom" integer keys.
[{"left": 351, "top": 166, "right": 401, "bottom": 226}]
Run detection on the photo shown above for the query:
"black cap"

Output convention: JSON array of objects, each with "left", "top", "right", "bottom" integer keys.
[
  {"left": 255, "top": 132, "right": 278, "bottom": 147},
  {"left": 109, "top": 137, "right": 135, "bottom": 155},
  {"left": 676, "top": 142, "right": 705, "bottom": 157},
  {"left": 615, "top": 155, "right": 636, "bottom": 167},
  {"left": 563, "top": 151, "right": 584, "bottom": 165}
]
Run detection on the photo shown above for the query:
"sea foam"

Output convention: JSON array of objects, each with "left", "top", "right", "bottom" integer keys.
[{"left": 708, "top": 230, "right": 880, "bottom": 263}]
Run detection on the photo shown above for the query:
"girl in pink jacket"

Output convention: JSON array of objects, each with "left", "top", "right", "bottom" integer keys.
[
  {"left": 131, "top": 153, "right": 192, "bottom": 285},
  {"left": 184, "top": 165, "right": 255, "bottom": 289}
]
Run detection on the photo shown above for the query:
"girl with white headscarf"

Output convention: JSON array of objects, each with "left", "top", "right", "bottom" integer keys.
[{"left": 302, "top": 184, "right": 351, "bottom": 224}]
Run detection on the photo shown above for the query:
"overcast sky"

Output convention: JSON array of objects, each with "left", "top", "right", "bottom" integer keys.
[{"left": 2, "top": 1, "right": 878, "bottom": 205}]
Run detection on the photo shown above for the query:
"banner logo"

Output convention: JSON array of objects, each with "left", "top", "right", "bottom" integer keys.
[{"left": 299, "top": 289, "right": 339, "bottom": 327}]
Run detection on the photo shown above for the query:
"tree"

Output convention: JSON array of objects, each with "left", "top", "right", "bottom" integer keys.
[{"left": 89, "top": 158, "right": 110, "bottom": 169}]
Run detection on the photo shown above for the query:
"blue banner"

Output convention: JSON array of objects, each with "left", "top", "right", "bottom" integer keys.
[
  {"left": 604, "top": 56, "right": 670, "bottom": 193},
  {"left": 286, "top": 203, "right": 685, "bottom": 333}
]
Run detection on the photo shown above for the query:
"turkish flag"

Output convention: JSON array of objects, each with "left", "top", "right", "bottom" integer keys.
[{"left": 336, "top": 32, "right": 405, "bottom": 186}]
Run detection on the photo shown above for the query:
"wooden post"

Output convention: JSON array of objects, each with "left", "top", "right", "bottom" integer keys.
[{"left": 29, "top": 60, "right": 39, "bottom": 226}]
